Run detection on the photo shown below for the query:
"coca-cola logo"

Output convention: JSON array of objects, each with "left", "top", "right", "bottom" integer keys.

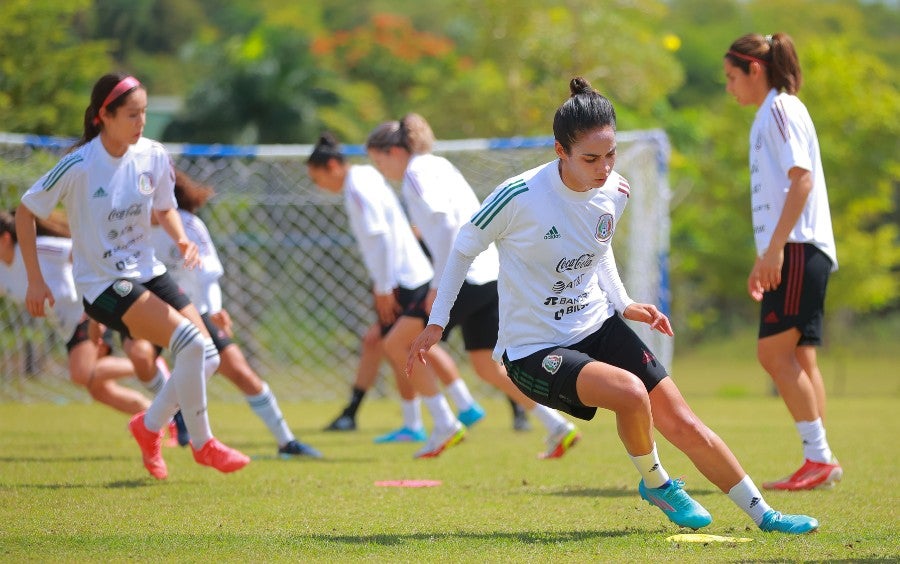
[
  {"left": 108, "top": 203, "right": 142, "bottom": 221},
  {"left": 556, "top": 253, "right": 594, "bottom": 273}
]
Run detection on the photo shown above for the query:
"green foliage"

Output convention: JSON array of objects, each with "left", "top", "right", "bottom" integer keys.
[{"left": 0, "top": 0, "right": 112, "bottom": 136}]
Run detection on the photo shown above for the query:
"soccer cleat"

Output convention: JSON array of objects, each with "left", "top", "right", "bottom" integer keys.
[
  {"left": 278, "top": 440, "right": 324, "bottom": 459},
  {"left": 128, "top": 412, "right": 168, "bottom": 480},
  {"left": 324, "top": 413, "right": 356, "bottom": 432},
  {"left": 414, "top": 421, "right": 466, "bottom": 459},
  {"left": 172, "top": 410, "right": 190, "bottom": 447},
  {"left": 192, "top": 438, "right": 251, "bottom": 473},
  {"left": 539, "top": 421, "right": 581, "bottom": 459},
  {"left": 638, "top": 478, "right": 712, "bottom": 530},
  {"left": 164, "top": 421, "right": 179, "bottom": 448},
  {"left": 762, "top": 459, "right": 843, "bottom": 491},
  {"left": 373, "top": 426, "right": 427, "bottom": 443},
  {"left": 457, "top": 403, "right": 486, "bottom": 427},
  {"left": 759, "top": 510, "right": 819, "bottom": 534}
]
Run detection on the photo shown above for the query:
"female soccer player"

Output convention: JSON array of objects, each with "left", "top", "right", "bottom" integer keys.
[
  {"left": 723, "top": 33, "right": 841, "bottom": 491},
  {"left": 366, "top": 115, "right": 581, "bottom": 460},
  {"left": 408, "top": 76, "right": 818, "bottom": 533},
  {"left": 17, "top": 72, "right": 248, "bottom": 479},
  {"left": 151, "top": 169, "right": 322, "bottom": 458},
  {"left": 307, "top": 132, "right": 485, "bottom": 447}
]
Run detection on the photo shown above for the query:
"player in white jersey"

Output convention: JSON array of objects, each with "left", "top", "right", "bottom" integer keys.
[
  {"left": 409, "top": 77, "right": 818, "bottom": 534},
  {"left": 307, "top": 133, "right": 484, "bottom": 444},
  {"left": 725, "top": 32, "right": 841, "bottom": 491},
  {"left": 17, "top": 73, "right": 248, "bottom": 479},
  {"left": 150, "top": 169, "right": 323, "bottom": 458},
  {"left": 367, "top": 114, "right": 582, "bottom": 460},
  {"left": 0, "top": 210, "right": 183, "bottom": 437}
]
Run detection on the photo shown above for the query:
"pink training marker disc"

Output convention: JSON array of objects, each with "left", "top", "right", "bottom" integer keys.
[{"left": 374, "top": 479, "right": 442, "bottom": 488}]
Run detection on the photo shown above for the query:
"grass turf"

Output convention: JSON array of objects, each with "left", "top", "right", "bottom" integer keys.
[{"left": 0, "top": 389, "right": 897, "bottom": 562}]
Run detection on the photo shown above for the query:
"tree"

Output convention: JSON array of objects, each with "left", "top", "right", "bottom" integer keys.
[{"left": 0, "top": 0, "right": 113, "bottom": 136}]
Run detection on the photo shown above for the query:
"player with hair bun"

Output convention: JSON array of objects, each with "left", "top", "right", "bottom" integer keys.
[{"left": 409, "top": 76, "right": 818, "bottom": 533}]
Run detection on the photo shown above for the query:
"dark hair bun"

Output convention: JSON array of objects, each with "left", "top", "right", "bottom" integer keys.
[{"left": 569, "top": 76, "right": 594, "bottom": 96}]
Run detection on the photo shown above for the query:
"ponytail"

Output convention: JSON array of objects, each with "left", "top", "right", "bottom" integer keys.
[{"left": 725, "top": 33, "right": 802, "bottom": 95}]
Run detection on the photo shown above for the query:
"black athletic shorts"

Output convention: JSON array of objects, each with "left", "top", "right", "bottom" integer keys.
[
  {"left": 83, "top": 272, "right": 191, "bottom": 340},
  {"left": 441, "top": 280, "right": 500, "bottom": 351},
  {"left": 759, "top": 243, "right": 832, "bottom": 346},
  {"left": 65, "top": 317, "right": 115, "bottom": 353},
  {"left": 201, "top": 312, "right": 233, "bottom": 352},
  {"left": 379, "top": 282, "right": 430, "bottom": 336},
  {"left": 502, "top": 314, "right": 669, "bottom": 421}
]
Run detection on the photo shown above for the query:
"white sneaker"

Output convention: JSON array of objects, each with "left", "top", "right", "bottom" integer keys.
[
  {"left": 539, "top": 421, "right": 580, "bottom": 459},
  {"left": 414, "top": 420, "right": 466, "bottom": 459}
]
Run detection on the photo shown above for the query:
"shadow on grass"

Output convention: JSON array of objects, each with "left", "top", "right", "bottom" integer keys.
[
  {"left": 0, "top": 478, "right": 166, "bottom": 490},
  {"left": 0, "top": 454, "right": 126, "bottom": 463},
  {"left": 542, "top": 485, "right": 720, "bottom": 498},
  {"left": 309, "top": 527, "right": 641, "bottom": 546}
]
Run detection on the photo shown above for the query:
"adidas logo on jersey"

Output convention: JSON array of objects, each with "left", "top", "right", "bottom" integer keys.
[
  {"left": 544, "top": 226, "right": 560, "bottom": 239},
  {"left": 93, "top": 187, "right": 108, "bottom": 198}
]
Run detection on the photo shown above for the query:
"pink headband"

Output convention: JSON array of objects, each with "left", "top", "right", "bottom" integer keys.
[
  {"left": 727, "top": 50, "right": 768, "bottom": 67},
  {"left": 93, "top": 76, "right": 141, "bottom": 125}
]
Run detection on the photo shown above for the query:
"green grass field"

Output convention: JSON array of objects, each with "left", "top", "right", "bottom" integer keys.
[{"left": 1, "top": 323, "right": 898, "bottom": 562}]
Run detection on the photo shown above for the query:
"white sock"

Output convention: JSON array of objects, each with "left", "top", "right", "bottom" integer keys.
[
  {"left": 144, "top": 375, "right": 179, "bottom": 431},
  {"left": 168, "top": 319, "right": 213, "bottom": 448},
  {"left": 445, "top": 379, "right": 475, "bottom": 412},
  {"left": 797, "top": 418, "right": 833, "bottom": 463},
  {"left": 401, "top": 397, "right": 423, "bottom": 431},
  {"left": 142, "top": 370, "right": 166, "bottom": 395},
  {"left": 247, "top": 382, "right": 294, "bottom": 446},
  {"left": 203, "top": 339, "right": 220, "bottom": 380},
  {"left": 422, "top": 393, "right": 457, "bottom": 431},
  {"left": 629, "top": 443, "right": 670, "bottom": 488},
  {"left": 727, "top": 475, "right": 772, "bottom": 525},
  {"left": 530, "top": 404, "right": 567, "bottom": 431}
]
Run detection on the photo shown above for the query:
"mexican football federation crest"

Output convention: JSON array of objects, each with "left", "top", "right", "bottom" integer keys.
[
  {"left": 595, "top": 213, "right": 614, "bottom": 242},
  {"left": 112, "top": 279, "right": 133, "bottom": 296},
  {"left": 138, "top": 172, "right": 154, "bottom": 195},
  {"left": 542, "top": 354, "right": 562, "bottom": 375}
]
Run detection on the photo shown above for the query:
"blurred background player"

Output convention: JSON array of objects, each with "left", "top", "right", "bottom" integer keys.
[
  {"left": 366, "top": 115, "right": 581, "bottom": 459},
  {"left": 724, "top": 32, "right": 841, "bottom": 491},
  {"left": 151, "top": 169, "right": 323, "bottom": 459},
  {"left": 307, "top": 132, "right": 485, "bottom": 444}
]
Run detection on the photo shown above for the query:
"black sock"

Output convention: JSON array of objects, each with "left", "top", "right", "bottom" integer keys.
[
  {"left": 344, "top": 387, "right": 367, "bottom": 418},
  {"left": 508, "top": 396, "right": 525, "bottom": 416}
]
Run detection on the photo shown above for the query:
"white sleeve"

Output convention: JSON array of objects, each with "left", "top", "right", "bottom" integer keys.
[
  {"left": 205, "top": 281, "right": 223, "bottom": 314},
  {"left": 427, "top": 248, "right": 474, "bottom": 328},
  {"left": 368, "top": 233, "right": 395, "bottom": 294},
  {"left": 595, "top": 245, "right": 634, "bottom": 313}
]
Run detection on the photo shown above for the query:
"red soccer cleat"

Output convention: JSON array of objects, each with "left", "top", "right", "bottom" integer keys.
[
  {"left": 129, "top": 412, "right": 168, "bottom": 479},
  {"left": 192, "top": 438, "right": 251, "bottom": 473},
  {"left": 763, "top": 459, "right": 843, "bottom": 491}
]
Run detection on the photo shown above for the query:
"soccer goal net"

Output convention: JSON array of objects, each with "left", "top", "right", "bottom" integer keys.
[{"left": 0, "top": 130, "right": 671, "bottom": 403}]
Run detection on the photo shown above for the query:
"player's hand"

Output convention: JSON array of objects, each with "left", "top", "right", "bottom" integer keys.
[
  {"left": 24, "top": 281, "right": 54, "bottom": 318},
  {"left": 87, "top": 319, "right": 106, "bottom": 344},
  {"left": 757, "top": 248, "right": 783, "bottom": 293},
  {"left": 177, "top": 239, "right": 200, "bottom": 270},
  {"left": 747, "top": 263, "right": 765, "bottom": 302},
  {"left": 406, "top": 324, "right": 444, "bottom": 376},
  {"left": 210, "top": 309, "right": 234, "bottom": 338},
  {"left": 622, "top": 303, "right": 674, "bottom": 337},
  {"left": 374, "top": 292, "right": 400, "bottom": 326}
]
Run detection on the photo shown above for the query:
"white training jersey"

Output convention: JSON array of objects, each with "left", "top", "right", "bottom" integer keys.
[
  {"left": 21, "top": 136, "right": 177, "bottom": 303},
  {"left": 344, "top": 164, "right": 432, "bottom": 294},
  {"left": 750, "top": 88, "right": 837, "bottom": 270},
  {"left": 0, "top": 236, "right": 83, "bottom": 336},
  {"left": 402, "top": 153, "right": 500, "bottom": 288},
  {"left": 429, "top": 160, "right": 635, "bottom": 361},
  {"left": 150, "top": 209, "right": 223, "bottom": 315}
]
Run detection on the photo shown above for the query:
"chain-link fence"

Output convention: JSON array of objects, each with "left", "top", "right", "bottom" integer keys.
[{"left": 0, "top": 131, "right": 670, "bottom": 403}]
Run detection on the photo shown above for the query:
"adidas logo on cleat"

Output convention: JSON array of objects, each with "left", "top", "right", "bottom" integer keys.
[{"left": 544, "top": 226, "right": 560, "bottom": 239}]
